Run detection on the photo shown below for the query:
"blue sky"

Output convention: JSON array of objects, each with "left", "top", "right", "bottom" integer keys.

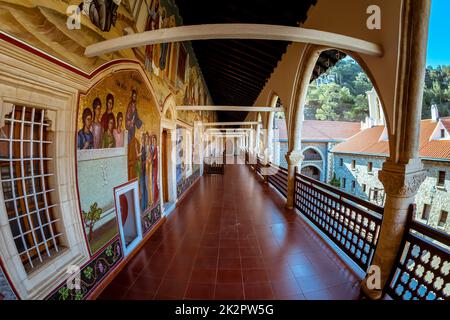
[{"left": 427, "top": 0, "right": 450, "bottom": 66}]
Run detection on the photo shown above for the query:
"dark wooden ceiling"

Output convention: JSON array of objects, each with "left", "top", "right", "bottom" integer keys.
[{"left": 174, "top": 0, "right": 344, "bottom": 122}]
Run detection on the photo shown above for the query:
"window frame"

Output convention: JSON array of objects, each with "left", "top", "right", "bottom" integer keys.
[
  {"left": 421, "top": 203, "right": 431, "bottom": 222},
  {"left": 0, "top": 91, "right": 88, "bottom": 300},
  {"left": 368, "top": 162, "right": 373, "bottom": 173},
  {"left": 437, "top": 170, "right": 446, "bottom": 187},
  {"left": 438, "top": 210, "right": 448, "bottom": 228},
  {"left": 0, "top": 105, "right": 64, "bottom": 272}
]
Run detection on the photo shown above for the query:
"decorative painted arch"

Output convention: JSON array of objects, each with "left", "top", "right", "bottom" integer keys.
[
  {"left": 162, "top": 93, "right": 177, "bottom": 124},
  {"left": 288, "top": 45, "right": 390, "bottom": 154}
]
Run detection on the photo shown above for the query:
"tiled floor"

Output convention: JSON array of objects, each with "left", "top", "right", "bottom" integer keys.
[{"left": 98, "top": 163, "right": 362, "bottom": 300}]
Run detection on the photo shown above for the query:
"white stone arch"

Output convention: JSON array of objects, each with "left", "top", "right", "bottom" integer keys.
[{"left": 288, "top": 45, "right": 390, "bottom": 155}]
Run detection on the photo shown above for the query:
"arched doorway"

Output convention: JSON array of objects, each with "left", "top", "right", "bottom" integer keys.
[
  {"left": 301, "top": 165, "right": 322, "bottom": 181},
  {"left": 302, "top": 147, "right": 323, "bottom": 161}
]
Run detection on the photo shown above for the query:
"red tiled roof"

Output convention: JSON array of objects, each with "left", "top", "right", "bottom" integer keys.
[
  {"left": 332, "top": 119, "right": 450, "bottom": 160},
  {"left": 275, "top": 119, "right": 361, "bottom": 141}
]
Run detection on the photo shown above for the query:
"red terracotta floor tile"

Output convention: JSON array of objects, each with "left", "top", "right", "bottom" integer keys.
[
  {"left": 270, "top": 279, "right": 303, "bottom": 298},
  {"left": 130, "top": 274, "right": 163, "bottom": 293},
  {"left": 242, "top": 269, "right": 269, "bottom": 283},
  {"left": 97, "top": 283, "right": 128, "bottom": 300},
  {"left": 194, "top": 256, "right": 218, "bottom": 270},
  {"left": 241, "top": 257, "right": 265, "bottom": 269},
  {"left": 244, "top": 282, "right": 274, "bottom": 300},
  {"left": 216, "top": 269, "right": 243, "bottom": 284},
  {"left": 190, "top": 269, "right": 217, "bottom": 284},
  {"left": 214, "top": 283, "right": 244, "bottom": 300},
  {"left": 184, "top": 283, "right": 215, "bottom": 300},
  {"left": 98, "top": 164, "right": 361, "bottom": 300},
  {"left": 123, "top": 288, "right": 155, "bottom": 300},
  {"left": 218, "top": 257, "right": 241, "bottom": 269},
  {"left": 156, "top": 279, "right": 188, "bottom": 299}
]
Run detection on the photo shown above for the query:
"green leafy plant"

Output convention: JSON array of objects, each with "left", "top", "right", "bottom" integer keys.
[
  {"left": 82, "top": 202, "right": 102, "bottom": 241},
  {"left": 83, "top": 266, "right": 94, "bottom": 280},
  {"left": 330, "top": 173, "right": 341, "bottom": 188},
  {"left": 105, "top": 245, "right": 113, "bottom": 257},
  {"left": 58, "top": 287, "right": 70, "bottom": 300}
]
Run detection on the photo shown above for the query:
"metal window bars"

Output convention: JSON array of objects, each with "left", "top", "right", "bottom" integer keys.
[{"left": 0, "top": 105, "right": 62, "bottom": 272}]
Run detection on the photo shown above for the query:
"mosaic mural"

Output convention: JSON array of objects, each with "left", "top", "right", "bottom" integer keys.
[
  {"left": 76, "top": 70, "right": 161, "bottom": 255},
  {"left": 46, "top": 238, "right": 122, "bottom": 300},
  {"left": 0, "top": 0, "right": 217, "bottom": 300}
]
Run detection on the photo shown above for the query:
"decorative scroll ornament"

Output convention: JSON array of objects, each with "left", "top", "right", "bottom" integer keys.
[{"left": 379, "top": 169, "right": 427, "bottom": 197}]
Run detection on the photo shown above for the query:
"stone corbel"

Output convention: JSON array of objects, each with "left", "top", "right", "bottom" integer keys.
[
  {"left": 285, "top": 150, "right": 304, "bottom": 167},
  {"left": 378, "top": 161, "right": 427, "bottom": 198}
]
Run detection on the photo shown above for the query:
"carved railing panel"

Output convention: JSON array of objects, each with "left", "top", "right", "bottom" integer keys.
[
  {"left": 387, "top": 207, "right": 450, "bottom": 300},
  {"left": 295, "top": 173, "right": 384, "bottom": 271}
]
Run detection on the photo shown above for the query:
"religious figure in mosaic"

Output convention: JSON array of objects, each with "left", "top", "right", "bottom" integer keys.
[
  {"left": 101, "top": 113, "right": 116, "bottom": 148},
  {"left": 77, "top": 108, "right": 94, "bottom": 149},
  {"left": 113, "top": 112, "right": 124, "bottom": 147},
  {"left": 79, "top": 0, "right": 121, "bottom": 32},
  {"left": 90, "top": 98, "right": 104, "bottom": 149}
]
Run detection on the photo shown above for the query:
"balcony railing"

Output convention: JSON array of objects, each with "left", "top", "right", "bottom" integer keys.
[
  {"left": 246, "top": 157, "right": 449, "bottom": 300},
  {"left": 386, "top": 204, "right": 450, "bottom": 300},
  {"left": 267, "top": 164, "right": 288, "bottom": 198},
  {"left": 295, "top": 171, "right": 383, "bottom": 271}
]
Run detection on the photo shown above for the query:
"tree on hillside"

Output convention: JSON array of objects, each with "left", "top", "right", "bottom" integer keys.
[{"left": 304, "top": 57, "right": 450, "bottom": 122}]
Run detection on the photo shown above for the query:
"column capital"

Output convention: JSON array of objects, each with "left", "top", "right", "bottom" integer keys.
[
  {"left": 378, "top": 160, "right": 426, "bottom": 198},
  {"left": 285, "top": 151, "right": 304, "bottom": 166}
]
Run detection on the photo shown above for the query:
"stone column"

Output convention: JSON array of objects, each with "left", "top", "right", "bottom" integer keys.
[
  {"left": 361, "top": 161, "right": 426, "bottom": 299},
  {"left": 285, "top": 151, "right": 304, "bottom": 209},
  {"left": 361, "top": 0, "right": 431, "bottom": 299}
]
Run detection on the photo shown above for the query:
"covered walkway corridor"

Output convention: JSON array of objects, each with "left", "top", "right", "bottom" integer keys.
[{"left": 98, "top": 162, "right": 360, "bottom": 300}]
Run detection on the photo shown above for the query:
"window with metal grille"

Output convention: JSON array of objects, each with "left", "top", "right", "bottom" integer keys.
[{"left": 0, "top": 105, "right": 64, "bottom": 273}]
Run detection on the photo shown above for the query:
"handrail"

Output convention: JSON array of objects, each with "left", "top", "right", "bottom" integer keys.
[
  {"left": 296, "top": 171, "right": 384, "bottom": 216},
  {"left": 409, "top": 219, "right": 450, "bottom": 249}
]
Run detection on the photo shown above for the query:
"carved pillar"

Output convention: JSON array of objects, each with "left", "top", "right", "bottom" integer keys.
[
  {"left": 361, "top": 0, "right": 431, "bottom": 299},
  {"left": 285, "top": 151, "right": 303, "bottom": 209},
  {"left": 361, "top": 162, "right": 426, "bottom": 299}
]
